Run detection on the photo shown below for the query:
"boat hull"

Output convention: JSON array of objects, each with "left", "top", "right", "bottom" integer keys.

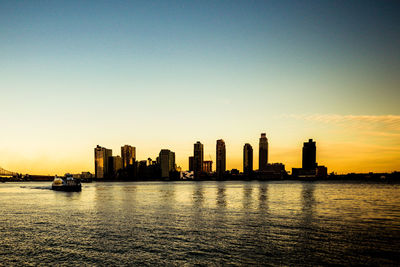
[{"left": 52, "top": 185, "right": 81, "bottom": 192}]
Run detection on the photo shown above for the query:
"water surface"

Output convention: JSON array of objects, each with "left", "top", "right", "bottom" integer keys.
[{"left": 0, "top": 181, "right": 399, "bottom": 265}]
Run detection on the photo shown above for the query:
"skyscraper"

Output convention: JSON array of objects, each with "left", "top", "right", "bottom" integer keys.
[
  {"left": 193, "top": 141, "right": 204, "bottom": 178},
  {"left": 243, "top": 143, "right": 253, "bottom": 174},
  {"left": 121, "top": 145, "right": 136, "bottom": 169},
  {"left": 94, "top": 145, "right": 112, "bottom": 179},
  {"left": 302, "top": 139, "right": 317, "bottom": 170},
  {"left": 259, "top": 133, "right": 268, "bottom": 171},
  {"left": 159, "top": 149, "right": 176, "bottom": 178},
  {"left": 216, "top": 139, "right": 226, "bottom": 178}
]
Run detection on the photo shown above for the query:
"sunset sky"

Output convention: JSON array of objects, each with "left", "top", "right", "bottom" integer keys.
[{"left": 1, "top": 0, "right": 399, "bottom": 175}]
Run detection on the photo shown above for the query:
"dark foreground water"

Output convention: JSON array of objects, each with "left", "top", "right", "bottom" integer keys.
[{"left": 0, "top": 181, "right": 400, "bottom": 265}]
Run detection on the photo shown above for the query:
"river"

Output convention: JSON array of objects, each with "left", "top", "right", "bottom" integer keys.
[{"left": 0, "top": 181, "right": 399, "bottom": 265}]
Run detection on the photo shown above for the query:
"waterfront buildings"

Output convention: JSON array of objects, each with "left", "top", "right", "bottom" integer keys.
[
  {"left": 203, "top": 160, "right": 213, "bottom": 173},
  {"left": 216, "top": 139, "right": 226, "bottom": 178},
  {"left": 193, "top": 141, "right": 204, "bottom": 178},
  {"left": 92, "top": 136, "right": 327, "bottom": 181},
  {"left": 259, "top": 133, "right": 268, "bottom": 171},
  {"left": 159, "top": 149, "right": 176, "bottom": 178},
  {"left": 94, "top": 145, "right": 112, "bottom": 179},
  {"left": 302, "top": 139, "right": 317, "bottom": 170},
  {"left": 317, "top": 165, "right": 328, "bottom": 178},
  {"left": 109, "top": 156, "right": 123, "bottom": 177},
  {"left": 268, "top": 163, "right": 285, "bottom": 174},
  {"left": 243, "top": 143, "right": 253, "bottom": 174},
  {"left": 292, "top": 139, "right": 327, "bottom": 178},
  {"left": 121, "top": 145, "right": 136, "bottom": 169}
]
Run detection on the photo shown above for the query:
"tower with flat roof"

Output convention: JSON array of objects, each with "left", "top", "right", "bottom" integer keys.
[
  {"left": 259, "top": 133, "right": 268, "bottom": 171},
  {"left": 216, "top": 139, "right": 226, "bottom": 178},
  {"left": 193, "top": 141, "right": 204, "bottom": 178},
  {"left": 94, "top": 145, "right": 112, "bottom": 178},
  {"left": 159, "top": 149, "right": 175, "bottom": 178},
  {"left": 243, "top": 143, "right": 253, "bottom": 174},
  {"left": 121, "top": 145, "right": 136, "bottom": 169},
  {"left": 302, "top": 139, "right": 317, "bottom": 170}
]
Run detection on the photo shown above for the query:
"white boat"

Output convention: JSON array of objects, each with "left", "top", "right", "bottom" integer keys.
[{"left": 52, "top": 174, "right": 81, "bottom": 192}]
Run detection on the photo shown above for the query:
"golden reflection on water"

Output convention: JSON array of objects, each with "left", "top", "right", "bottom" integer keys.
[
  {"left": 2, "top": 181, "right": 400, "bottom": 223},
  {"left": 216, "top": 183, "right": 227, "bottom": 208},
  {"left": 268, "top": 182, "right": 303, "bottom": 216},
  {"left": 1, "top": 181, "right": 400, "bottom": 265},
  {"left": 258, "top": 183, "right": 268, "bottom": 211}
]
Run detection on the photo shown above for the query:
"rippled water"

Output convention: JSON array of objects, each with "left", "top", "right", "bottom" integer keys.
[{"left": 0, "top": 181, "right": 400, "bottom": 265}]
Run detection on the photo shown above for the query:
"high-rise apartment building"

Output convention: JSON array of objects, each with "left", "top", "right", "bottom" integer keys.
[
  {"left": 159, "top": 149, "right": 176, "bottom": 178},
  {"left": 121, "top": 145, "right": 136, "bottom": 169},
  {"left": 94, "top": 145, "right": 112, "bottom": 179},
  {"left": 193, "top": 141, "right": 204, "bottom": 178},
  {"left": 109, "top": 155, "right": 123, "bottom": 177},
  {"left": 259, "top": 133, "right": 268, "bottom": 171},
  {"left": 216, "top": 139, "right": 226, "bottom": 178},
  {"left": 302, "top": 139, "right": 317, "bottom": 170},
  {"left": 243, "top": 143, "right": 253, "bottom": 174}
]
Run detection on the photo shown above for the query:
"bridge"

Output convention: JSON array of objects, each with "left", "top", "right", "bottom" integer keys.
[{"left": 0, "top": 167, "right": 17, "bottom": 177}]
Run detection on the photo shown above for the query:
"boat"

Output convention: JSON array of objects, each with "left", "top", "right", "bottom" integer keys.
[{"left": 52, "top": 174, "right": 82, "bottom": 192}]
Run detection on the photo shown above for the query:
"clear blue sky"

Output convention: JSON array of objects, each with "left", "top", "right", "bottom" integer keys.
[{"left": 1, "top": 0, "right": 399, "bottom": 174}]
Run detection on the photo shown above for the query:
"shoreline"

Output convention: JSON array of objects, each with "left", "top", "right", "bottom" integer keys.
[{"left": 1, "top": 176, "right": 399, "bottom": 183}]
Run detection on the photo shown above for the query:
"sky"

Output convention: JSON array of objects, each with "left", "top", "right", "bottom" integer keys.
[{"left": 1, "top": 0, "right": 399, "bottom": 175}]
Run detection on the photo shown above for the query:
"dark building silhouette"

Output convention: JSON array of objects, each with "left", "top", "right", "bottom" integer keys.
[
  {"left": 138, "top": 160, "right": 147, "bottom": 178},
  {"left": 216, "top": 139, "right": 226, "bottom": 177},
  {"left": 121, "top": 145, "right": 136, "bottom": 169},
  {"left": 94, "top": 145, "right": 112, "bottom": 179},
  {"left": 302, "top": 139, "right": 317, "bottom": 170},
  {"left": 159, "top": 149, "right": 175, "bottom": 178},
  {"left": 259, "top": 133, "right": 268, "bottom": 171},
  {"left": 243, "top": 143, "right": 253, "bottom": 174},
  {"left": 109, "top": 155, "right": 122, "bottom": 178},
  {"left": 292, "top": 139, "right": 327, "bottom": 178},
  {"left": 203, "top": 160, "right": 213, "bottom": 173},
  {"left": 268, "top": 163, "right": 285, "bottom": 174},
  {"left": 231, "top": 169, "right": 240, "bottom": 175},
  {"left": 189, "top": 156, "right": 194, "bottom": 172},
  {"left": 193, "top": 141, "right": 204, "bottom": 178},
  {"left": 316, "top": 165, "right": 327, "bottom": 178}
]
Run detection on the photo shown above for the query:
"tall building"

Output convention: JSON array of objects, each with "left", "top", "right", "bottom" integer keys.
[
  {"left": 188, "top": 156, "right": 194, "bottom": 172},
  {"left": 94, "top": 145, "right": 112, "bottom": 179},
  {"left": 259, "top": 133, "right": 268, "bottom": 171},
  {"left": 243, "top": 143, "right": 253, "bottom": 174},
  {"left": 302, "top": 139, "right": 317, "bottom": 170},
  {"left": 159, "top": 149, "right": 176, "bottom": 178},
  {"left": 121, "top": 145, "right": 136, "bottom": 169},
  {"left": 216, "top": 139, "right": 226, "bottom": 178},
  {"left": 193, "top": 141, "right": 204, "bottom": 178},
  {"left": 109, "top": 156, "right": 123, "bottom": 178},
  {"left": 203, "top": 160, "right": 213, "bottom": 173}
]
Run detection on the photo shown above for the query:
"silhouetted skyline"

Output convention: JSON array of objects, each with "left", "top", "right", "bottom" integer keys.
[{"left": 91, "top": 133, "right": 326, "bottom": 180}]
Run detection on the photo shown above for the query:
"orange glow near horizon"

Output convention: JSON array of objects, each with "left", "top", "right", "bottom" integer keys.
[{"left": 1, "top": 114, "right": 399, "bottom": 175}]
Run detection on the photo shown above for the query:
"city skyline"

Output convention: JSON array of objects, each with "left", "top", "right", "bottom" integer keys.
[
  {"left": 92, "top": 133, "right": 316, "bottom": 180},
  {"left": 1, "top": 1, "right": 399, "bottom": 175},
  {"left": 1, "top": 129, "right": 400, "bottom": 175}
]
